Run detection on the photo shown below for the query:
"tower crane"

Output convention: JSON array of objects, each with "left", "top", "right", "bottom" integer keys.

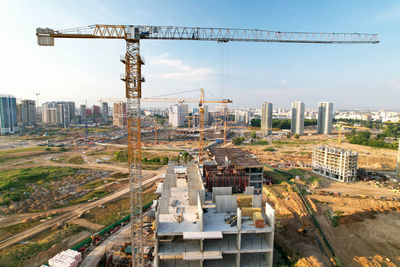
[
  {"left": 142, "top": 88, "right": 232, "bottom": 163},
  {"left": 36, "top": 24, "right": 378, "bottom": 266},
  {"left": 336, "top": 123, "right": 371, "bottom": 145}
]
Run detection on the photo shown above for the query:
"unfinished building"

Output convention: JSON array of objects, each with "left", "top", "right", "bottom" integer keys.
[
  {"left": 154, "top": 162, "right": 274, "bottom": 267},
  {"left": 205, "top": 148, "right": 263, "bottom": 195},
  {"left": 312, "top": 145, "right": 358, "bottom": 182}
]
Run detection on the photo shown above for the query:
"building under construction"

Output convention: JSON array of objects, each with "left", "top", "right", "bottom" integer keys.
[
  {"left": 205, "top": 148, "right": 263, "bottom": 195},
  {"left": 154, "top": 162, "right": 275, "bottom": 267},
  {"left": 312, "top": 145, "right": 358, "bottom": 182}
]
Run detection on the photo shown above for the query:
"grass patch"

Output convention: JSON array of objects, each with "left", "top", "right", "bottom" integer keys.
[
  {"left": 272, "top": 140, "right": 317, "bottom": 145},
  {"left": 68, "top": 189, "right": 111, "bottom": 205},
  {"left": 110, "top": 172, "right": 128, "bottom": 179},
  {"left": 0, "top": 166, "right": 79, "bottom": 205},
  {"left": 82, "top": 179, "right": 113, "bottom": 190},
  {"left": 250, "top": 140, "right": 269, "bottom": 145},
  {"left": 0, "top": 224, "right": 85, "bottom": 266},
  {"left": 0, "top": 220, "right": 42, "bottom": 241},
  {"left": 0, "top": 146, "right": 44, "bottom": 156},
  {"left": 263, "top": 147, "right": 276, "bottom": 152},
  {"left": 83, "top": 191, "right": 157, "bottom": 226},
  {"left": 287, "top": 168, "right": 307, "bottom": 177},
  {"left": 281, "top": 150, "right": 296, "bottom": 154},
  {"left": 67, "top": 155, "right": 85, "bottom": 164},
  {"left": 325, "top": 210, "right": 344, "bottom": 227}
]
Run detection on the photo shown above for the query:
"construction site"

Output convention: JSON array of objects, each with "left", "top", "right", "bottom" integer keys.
[{"left": 2, "top": 19, "right": 400, "bottom": 267}]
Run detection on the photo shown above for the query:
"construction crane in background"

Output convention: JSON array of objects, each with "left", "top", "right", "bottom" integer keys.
[
  {"left": 36, "top": 24, "right": 378, "bottom": 266},
  {"left": 143, "top": 88, "right": 232, "bottom": 163},
  {"left": 186, "top": 115, "right": 195, "bottom": 129},
  {"left": 336, "top": 123, "right": 370, "bottom": 145}
]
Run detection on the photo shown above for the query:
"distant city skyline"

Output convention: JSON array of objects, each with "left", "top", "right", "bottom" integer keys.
[{"left": 2, "top": 1, "right": 400, "bottom": 109}]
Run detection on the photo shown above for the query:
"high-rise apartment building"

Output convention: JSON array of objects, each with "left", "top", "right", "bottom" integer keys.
[
  {"left": 235, "top": 109, "right": 250, "bottom": 124},
  {"left": 92, "top": 105, "right": 101, "bottom": 116},
  {"left": 101, "top": 102, "right": 108, "bottom": 123},
  {"left": 17, "top": 99, "right": 36, "bottom": 127},
  {"left": 169, "top": 104, "right": 186, "bottom": 127},
  {"left": 113, "top": 101, "right": 127, "bottom": 127},
  {"left": 291, "top": 101, "right": 305, "bottom": 135},
  {"left": 66, "top": 101, "right": 75, "bottom": 123},
  {"left": 79, "top": 105, "right": 86, "bottom": 120},
  {"left": 312, "top": 146, "right": 358, "bottom": 182},
  {"left": 261, "top": 102, "right": 273, "bottom": 135},
  {"left": 42, "top": 101, "right": 71, "bottom": 128},
  {"left": 0, "top": 95, "right": 18, "bottom": 134},
  {"left": 317, "top": 102, "right": 334, "bottom": 134}
]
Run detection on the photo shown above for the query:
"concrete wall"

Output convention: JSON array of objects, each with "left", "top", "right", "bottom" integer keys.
[
  {"left": 197, "top": 192, "right": 203, "bottom": 231},
  {"left": 215, "top": 195, "right": 237, "bottom": 213},
  {"left": 159, "top": 197, "right": 170, "bottom": 214},
  {"left": 264, "top": 202, "right": 275, "bottom": 228},
  {"left": 244, "top": 186, "right": 254, "bottom": 195},
  {"left": 252, "top": 195, "right": 262, "bottom": 208},
  {"left": 212, "top": 186, "right": 232, "bottom": 202}
]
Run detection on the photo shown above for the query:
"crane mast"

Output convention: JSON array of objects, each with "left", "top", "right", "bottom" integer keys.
[{"left": 36, "top": 24, "right": 378, "bottom": 266}]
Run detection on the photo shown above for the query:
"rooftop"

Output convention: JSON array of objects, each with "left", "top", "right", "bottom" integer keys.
[{"left": 208, "top": 147, "right": 263, "bottom": 168}]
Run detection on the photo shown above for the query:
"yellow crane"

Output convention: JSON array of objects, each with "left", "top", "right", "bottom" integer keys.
[
  {"left": 36, "top": 24, "right": 378, "bottom": 266},
  {"left": 186, "top": 115, "right": 195, "bottom": 129},
  {"left": 143, "top": 88, "right": 232, "bottom": 163},
  {"left": 336, "top": 123, "right": 370, "bottom": 145}
]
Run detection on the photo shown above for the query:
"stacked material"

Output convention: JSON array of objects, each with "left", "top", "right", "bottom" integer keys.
[
  {"left": 241, "top": 207, "right": 261, "bottom": 218},
  {"left": 253, "top": 212, "right": 265, "bottom": 228},
  {"left": 49, "top": 249, "right": 82, "bottom": 267},
  {"left": 237, "top": 195, "right": 252, "bottom": 207}
]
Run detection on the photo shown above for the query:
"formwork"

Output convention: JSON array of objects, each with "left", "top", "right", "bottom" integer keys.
[{"left": 204, "top": 165, "right": 249, "bottom": 193}]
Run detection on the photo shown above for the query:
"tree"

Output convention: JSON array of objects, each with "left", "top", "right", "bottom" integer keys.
[
  {"left": 286, "top": 133, "right": 291, "bottom": 139},
  {"left": 251, "top": 118, "right": 261, "bottom": 127},
  {"left": 161, "top": 157, "right": 169, "bottom": 165},
  {"left": 233, "top": 137, "right": 245, "bottom": 145},
  {"left": 251, "top": 131, "right": 257, "bottom": 139},
  {"left": 182, "top": 151, "right": 193, "bottom": 163},
  {"left": 294, "top": 133, "right": 300, "bottom": 139}
]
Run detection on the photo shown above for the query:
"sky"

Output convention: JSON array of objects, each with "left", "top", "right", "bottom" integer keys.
[{"left": 0, "top": 0, "right": 400, "bottom": 110}]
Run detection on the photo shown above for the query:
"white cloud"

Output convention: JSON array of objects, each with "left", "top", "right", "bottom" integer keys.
[
  {"left": 149, "top": 54, "right": 213, "bottom": 81},
  {"left": 280, "top": 79, "right": 287, "bottom": 85}
]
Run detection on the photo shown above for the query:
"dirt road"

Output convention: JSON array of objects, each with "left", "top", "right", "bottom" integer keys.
[{"left": 0, "top": 172, "right": 163, "bottom": 250}]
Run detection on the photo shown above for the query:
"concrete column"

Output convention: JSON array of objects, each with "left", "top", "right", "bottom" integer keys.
[{"left": 159, "top": 197, "right": 170, "bottom": 214}]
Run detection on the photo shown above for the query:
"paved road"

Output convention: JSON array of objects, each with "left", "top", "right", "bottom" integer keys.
[{"left": 0, "top": 172, "right": 164, "bottom": 251}]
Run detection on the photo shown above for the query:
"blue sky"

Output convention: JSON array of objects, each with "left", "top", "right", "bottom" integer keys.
[{"left": 1, "top": 0, "right": 400, "bottom": 110}]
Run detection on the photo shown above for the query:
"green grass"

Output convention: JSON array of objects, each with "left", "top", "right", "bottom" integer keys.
[
  {"left": 68, "top": 189, "right": 111, "bottom": 205},
  {"left": 0, "top": 224, "right": 85, "bottom": 266},
  {"left": 271, "top": 140, "right": 317, "bottom": 145},
  {"left": 82, "top": 179, "right": 113, "bottom": 190},
  {"left": 281, "top": 150, "right": 296, "bottom": 154},
  {"left": 0, "top": 167, "right": 79, "bottom": 205},
  {"left": 287, "top": 168, "right": 307, "bottom": 176},
  {"left": 0, "top": 220, "right": 42, "bottom": 241},
  {"left": 0, "top": 146, "right": 43, "bottom": 156},
  {"left": 83, "top": 191, "right": 157, "bottom": 226},
  {"left": 110, "top": 172, "right": 128, "bottom": 179},
  {"left": 67, "top": 155, "right": 85, "bottom": 164},
  {"left": 251, "top": 140, "right": 269, "bottom": 145},
  {"left": 263, "top": 147, "right": 276, "bottom": 152}
]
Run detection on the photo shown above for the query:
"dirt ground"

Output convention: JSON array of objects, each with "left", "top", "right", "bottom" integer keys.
[
  {"left": 263, "top": 185, "right": 332, "bottom": 266},
  {"left": 242, "top": 132, "right": 397, "bottom": 171},
  {"left": 317, "top": 178, "right": 400, "bottom": 199},
  {"left": 310, "top": 194, "right": 400, "bottom": 266}
]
